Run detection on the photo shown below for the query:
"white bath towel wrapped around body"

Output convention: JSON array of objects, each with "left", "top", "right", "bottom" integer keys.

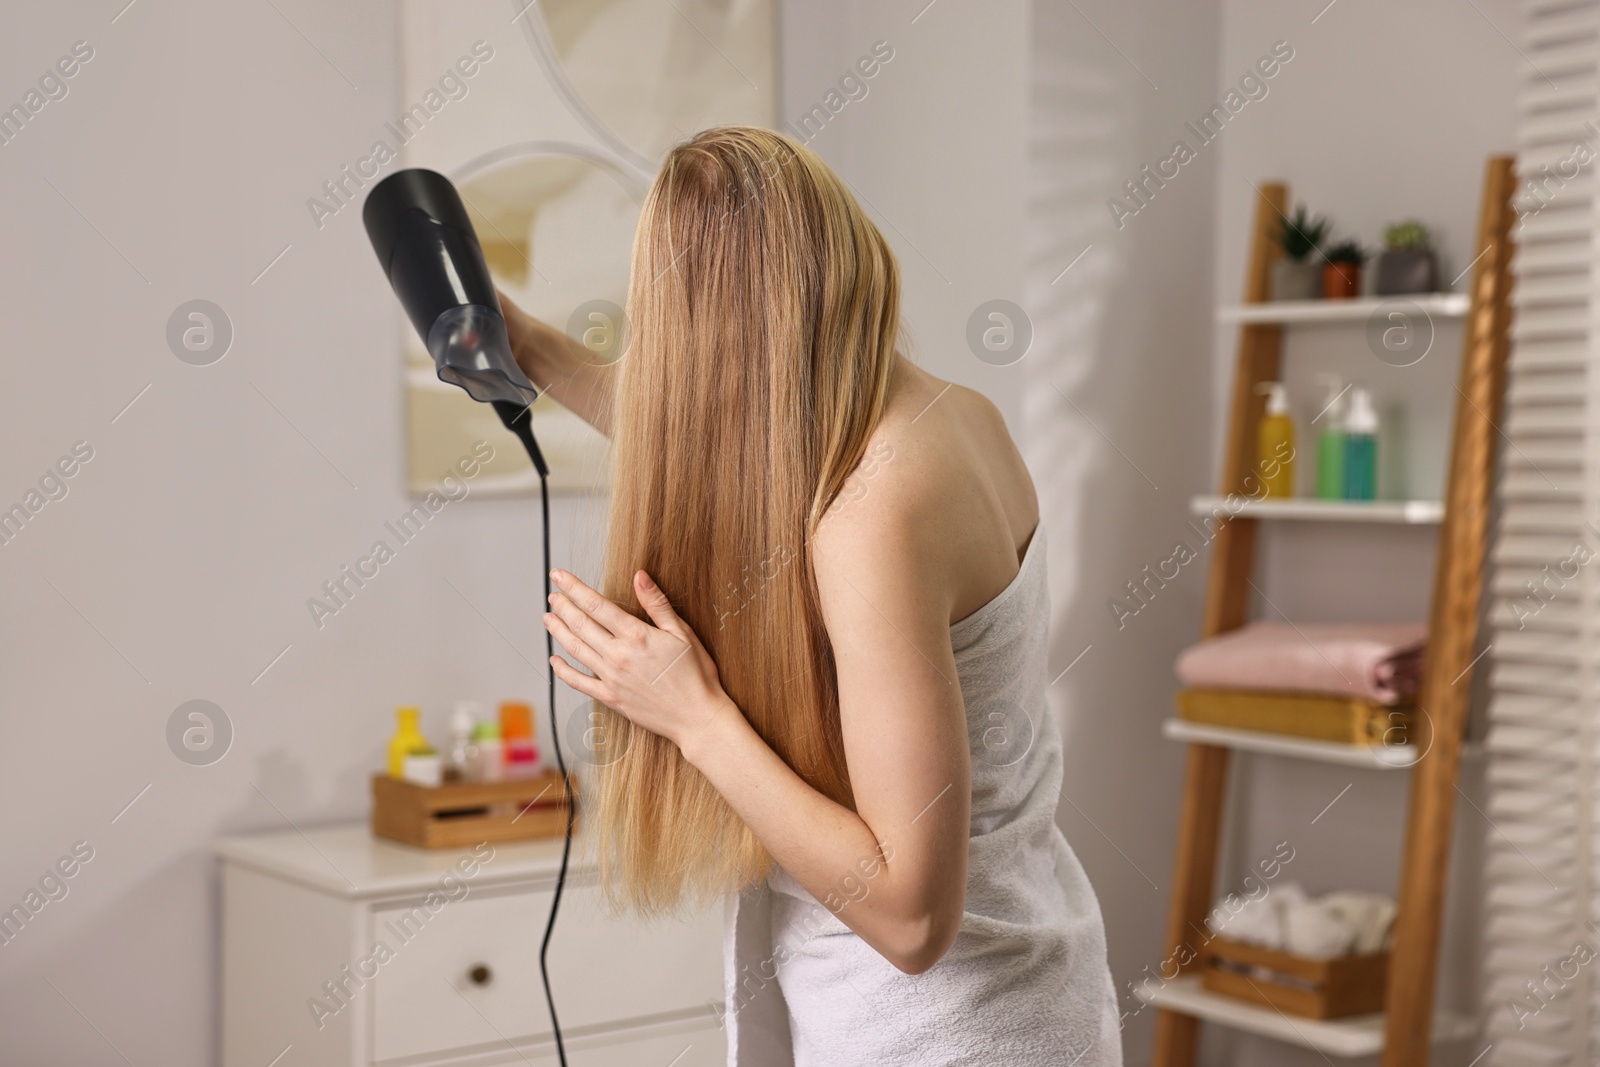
[{"left": 723, "top": 528, "right": 1123, "bottom": 1066}]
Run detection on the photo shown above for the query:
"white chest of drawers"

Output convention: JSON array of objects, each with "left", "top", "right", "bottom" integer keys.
[{"left": 215, "top": 824, "right": 726, "bottom": 1067}]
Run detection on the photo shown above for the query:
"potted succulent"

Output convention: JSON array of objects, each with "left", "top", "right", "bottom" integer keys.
[
  {"left": 1273, "top": 205, "right": 1329, "bottom": 301},
  {"left": 1375, "top": 219, "right": 1437, "bottom": 295},
  {"left": 1321, "top": 239, "right": 1366, "bottom": 299}
]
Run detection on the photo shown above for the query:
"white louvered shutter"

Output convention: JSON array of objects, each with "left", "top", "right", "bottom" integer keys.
[{"left": 1482, "top": 4, "right": 1600, "bottom": 1064}]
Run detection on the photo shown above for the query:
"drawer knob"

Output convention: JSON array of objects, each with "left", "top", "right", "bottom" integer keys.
[{"left": 468, "top": 963, "right": 493, "bottom": 986}]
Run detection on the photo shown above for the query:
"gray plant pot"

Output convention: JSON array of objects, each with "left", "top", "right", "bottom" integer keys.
[
  {"left": 1375, "top": 249, "right": 1437, "bottom": 295},
  {"left": 1272, "top": 260, "right": 1320, "bottom": 301}
]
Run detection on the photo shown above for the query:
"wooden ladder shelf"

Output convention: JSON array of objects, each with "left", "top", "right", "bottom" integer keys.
[{"left": 1149, "top": 156, "right": 1515, "bottom": 1066}]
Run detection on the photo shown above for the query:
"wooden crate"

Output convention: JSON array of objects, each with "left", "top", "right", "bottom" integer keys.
[
  {"left": 1200, "top": 936, "right": 1388, "bottom": 1019},
  {"left": 1177, "top": 688, "right": 1412, "bottom": 747},
  {"left": 371, "top": 771, "right": 577, "bottom": 849}
]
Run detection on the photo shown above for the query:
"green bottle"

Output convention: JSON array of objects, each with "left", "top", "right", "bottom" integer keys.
[
  {"left": 1315, "top": 375, "right": 1346, "bottom": 500},
  {"left": 1342, "top": 387, "right": 1378, "bottom": 501}
]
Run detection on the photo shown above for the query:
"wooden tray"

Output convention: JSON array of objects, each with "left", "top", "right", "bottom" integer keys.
[
  {"left": 371, "top": 771, "right": 577, "bottom": 849},
  {"left": 1200, "top": 936, "right": 1388, "bottom": 1019},
  {"left": 1177, "top": 688, "right": 1411, "bottom": 746}
]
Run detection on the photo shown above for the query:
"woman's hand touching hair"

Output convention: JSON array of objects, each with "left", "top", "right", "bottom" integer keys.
[{"left": 543, "top": 569, "right": 736, "bottom": 751}]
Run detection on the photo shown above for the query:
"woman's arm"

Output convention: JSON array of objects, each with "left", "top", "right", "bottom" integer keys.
[
  {"left": 542, "top": 503, "right": 971, "bottom": 975},
  {"left": 498, "top": 289, "right": 617, "bottom": 437}
]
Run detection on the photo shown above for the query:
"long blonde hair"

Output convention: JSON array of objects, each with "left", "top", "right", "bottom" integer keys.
[{"left": 592, "top": 126, "right": 901, "bottom": 912}]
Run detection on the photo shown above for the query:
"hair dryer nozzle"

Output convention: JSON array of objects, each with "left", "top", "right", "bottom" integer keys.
[
  {"left": 363, "top": 168, "right": 537, "bottom": 407},
  {"left": 428, "top": 304, "right": 532, "bottom": 405}
]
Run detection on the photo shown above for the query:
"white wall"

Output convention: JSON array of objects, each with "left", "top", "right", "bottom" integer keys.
[
  {"left": 1026, "top": 2, "right": 1222, "bottom": 1062},
  {"left": 777, "top": 0, "right": 1030, "bottom": 423},
  {"left": 0, "top": 3, "right": 606, "bottom": 1063}
]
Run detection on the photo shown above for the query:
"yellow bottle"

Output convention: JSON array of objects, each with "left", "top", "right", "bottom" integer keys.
[
  {"left": 387, "top": 706, "right": 429, "bottom": 778},
  {"left": 1256, "top": 382, "right": 1296, "bottom": 499}
]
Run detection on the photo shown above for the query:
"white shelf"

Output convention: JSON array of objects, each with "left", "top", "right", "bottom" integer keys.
[
  {"left": 1217, "top": 292, "right": 1470, "bottom": 325},
  {"left": 1189, "top": 496, "right": 1445, "bottom": 524},
  {"left": 1137, "top": 976, "right": 1477, "bottom": 1058},
  {"left": 1162, "top": 719, "right": 1419, "bottom": 769}
]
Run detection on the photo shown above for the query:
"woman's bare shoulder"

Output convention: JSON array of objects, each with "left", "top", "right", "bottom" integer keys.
[
  {"left": 814, "top": 368, "right": 964, "bottom": 541},
  {"left": 811, "top": 364, "right": 1035, "bottom": 616}
]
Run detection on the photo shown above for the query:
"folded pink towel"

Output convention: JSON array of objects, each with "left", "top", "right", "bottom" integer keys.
[{"left": 1174, "top": 621, "right": 1428, "bottom": 705}]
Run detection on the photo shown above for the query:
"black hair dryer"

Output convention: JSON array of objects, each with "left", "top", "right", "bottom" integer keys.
[{"left": 363, "top": 168, "right": 545, "bottom": 473}]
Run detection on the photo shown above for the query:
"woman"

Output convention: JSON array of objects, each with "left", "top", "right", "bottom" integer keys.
[{"left": 500, "top": 127, "right": 1120, "bottom": 1067}]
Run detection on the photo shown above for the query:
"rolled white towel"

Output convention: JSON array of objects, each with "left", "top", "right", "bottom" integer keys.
[
  {"left": 1321, "top": 890, "right": 1397, "bottom": 954},
  {"left": 1207, "top": 882, "right": 1398, "bottom": 962},
  {"left": 1207, "top": 881, "right": 1308, "bottom": 949},
  {"left": 1282, "top": 897, "right": 1357, "bottom": 959},
  {"left": 1208, "top": 892, "right": 1283, "bottom": 947}
]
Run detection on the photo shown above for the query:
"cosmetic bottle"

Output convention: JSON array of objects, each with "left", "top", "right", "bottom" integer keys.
[
  {"left": 402, "top": 746, "right": 443, "bottom": 787},
  {"left": 387, "top": 706, "right": 430, "bottom": 779},
  {"left": 1314, "top": 375, "right": 1347, "bottom": 500},
  {"left": 1343, "top": 387, "right": 1378, "bottom": 501},
  {"left": 473, "top": 722, "right": 504, "bottom": 782},
  {"left": 446, "top": 701, "right": 483, "bottom": 782},
  {"left": 1255, "top": 381, "right": 1296, "bottom": 499},
  {"left": 500, "top": 701, "right": 540, "bottom": 778}
]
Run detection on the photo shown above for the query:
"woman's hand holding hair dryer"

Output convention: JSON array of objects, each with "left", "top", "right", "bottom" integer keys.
[{"left": 498, "top": 289, "right": 617, "bottom": 437}]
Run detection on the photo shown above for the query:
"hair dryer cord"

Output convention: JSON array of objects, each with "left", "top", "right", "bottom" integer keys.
[
  {"left": 537, "top": 465, "right": 574, "bottom": 1067},
  {"left": 495, "top": 401, "right": 570, "bottom": 1067}
]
